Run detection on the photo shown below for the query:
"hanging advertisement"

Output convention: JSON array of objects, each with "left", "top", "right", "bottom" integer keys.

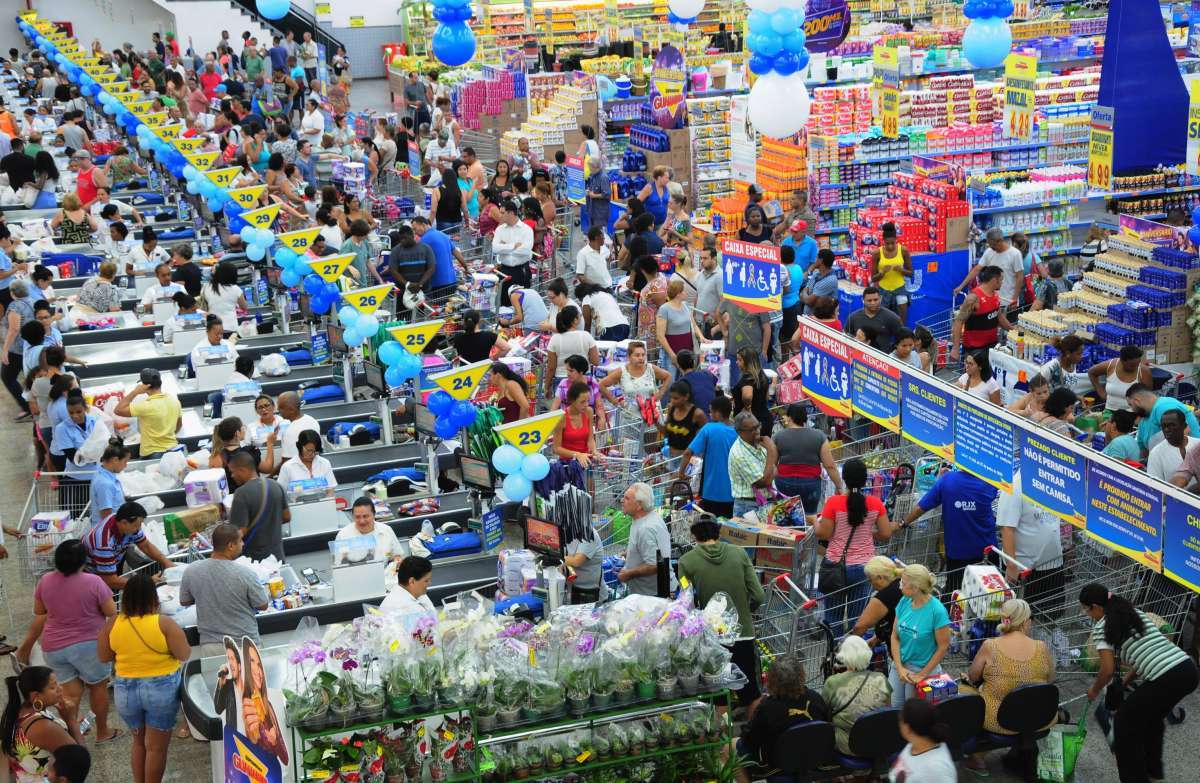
[
  {"left": 850, "top": 351, "right": 900, "bottom": 432},
  {"left": 1163, "top": 493, "right": 1200, "bottom": 591},
  {"left": 899, "top": 372, "right": 954, "bottom": 460},
  {"left": 1087, "top": 105, "right": 1115, "bottom": 190},
  {"left": 1086, "top": 461, "right": 1164, "bottom": 571},
  {"left": 803, "top": 0, "right": 852, "bottom": 53},
  {"left": 1018, "top": 430, "right": 1087, "bottom": 527},
  {"left": 1003, "top": 53, "right": 1038, "bottom": 140},
  {"left": 953, "top": 398, "right": 1015, "bottom": 493},
  {"left": 222, "top": 636, "right": 289, "bottom": 782},
  {"left": 649, "top": 44, "right": 687, "bottom": 129},
  {"left": 874, "top": 45, "right": 901, "bottom": 139},
  {"left": 799, "top": 320, "right": 853, "bottom": 417},
  {"left": 730, "top": 94, "right": 755, "bottom": 183},
  {"left": 1117, "top": 214, "right": 1178, "bottom": 247},
  {"left": 720, "top": 239, "right": 782, "bottom": 313},
  {"left": 565, "top": 155, "right": 586, "bottom": 204}
]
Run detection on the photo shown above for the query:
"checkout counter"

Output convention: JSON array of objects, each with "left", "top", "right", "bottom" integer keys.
[{"left": 71, "top": 331, "right": 313, "bottom": 380}]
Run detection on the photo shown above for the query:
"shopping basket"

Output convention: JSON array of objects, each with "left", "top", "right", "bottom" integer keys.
[{"left": 1037, "top": 701, "right": 1089, "bottom": 782}]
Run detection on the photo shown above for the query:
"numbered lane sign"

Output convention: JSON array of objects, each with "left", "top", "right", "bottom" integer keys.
[
  {"left": 203, "top": 167, "right": 241, "bottom": 189},
  {"left": 341, "top": 283, "right": 394, "bottom": 316},
  {"left": 495, "top": 410, "right": 564, "bottom": 454},
  {"left": 172, "top": 138, "right": 207, "bottom": 155},
  {"left": 276, "top": 227, "right": 321, "bottom": 252},
  {"left": 428, "top": 360, "right": 492, "bottom": 402},
  {"left": 240, "top": 203, "right": 281, "bottom": 230},
  {"left": 138, "top": 111, "right": 169, "bottom": 127},
  {"left": 184, "top": 151, "right": 219, "bottom": 170},
  {"left": 303, "top": 253, "right": 355, "bottom": 283},
  {"left": 125, "top": 99, "right": 153, "bottom": 115},
  {"left": 152, "top": 123, "right": 185, "bottom": 140},
  {"left": 387, "top": 319, "right": 446, "bottom": 355},
  {"left": 227, "top": 185, "right": 268, "bottom": 209}
]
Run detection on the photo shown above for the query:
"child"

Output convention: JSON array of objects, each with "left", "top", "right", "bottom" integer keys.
[
  {"left": 891, "top": 327, "right": 921, "bottom": 370},
  {"left": 1102, "top": 409, "right": 1141, "bottom": 463},
  {"left": 913, "top": 324, "right": 936, "bottom": 373}
]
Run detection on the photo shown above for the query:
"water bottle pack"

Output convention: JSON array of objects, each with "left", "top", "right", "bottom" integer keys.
[
  {"left": 621, "top": 148, "right": 647, "bottom": 173},
  {"left": 1127, "top": 283, "right": 1185, "bottom": 309},
  {"left": 1151, "top": 246, "right": 1200, "bottom": 270}
]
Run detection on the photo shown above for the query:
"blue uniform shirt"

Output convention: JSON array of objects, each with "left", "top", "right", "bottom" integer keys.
[
  {"left": 0, "top": 246, "right": 11, "bottom": 290},
  {"left": 89, "top": 464, "right": 125, "bottom": 527},
  {"left": 687, "top": 421, "right": 738, "bottom": 504},
  {"left": 53, "top": 413, "right": 98, "bottom": 480},
  {"left": 917, "top": 470, "right": 998, "bottom": 561}
]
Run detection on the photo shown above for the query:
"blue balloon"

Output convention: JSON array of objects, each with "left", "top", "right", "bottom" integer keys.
[
  {"left": 996, "top": 0, "right": 1014, "bottom": 16},
  {"left": 783, "top": 30, "right": 807, "bottom": 53},
  {"left": 770, "top": 7, "right": 799, "bottom": 35},
  {"left": 337, "top": 304, "right": 359, "bottom": 325},
  {"left": 303, "top": 274, "right": 325, "bottom": 296},
  {"left": 502, "top": 473, "right": 532, "bottom": 501},
  {"left": 281, "top": 268, "right": 303, "bottom": 288},
  {"left": 356, "top": 314, "right": 379, "bottom": 336},
  {"left": 225, "top": 201, "right": 243, "bottom": 217},
  {"left": 747, "top": 31, "right": 783, "bottom": 58},
  {"left": 378, "top": 341, "right": 405, "bottom": 367},
  {"left": 431, "top": 22, "right": 475, "bottom": 67},
  {"left": 1192, "top": 206, "right": 1200, "bottom": 227},
  {"left": 311, "top": 291, "right": 335, "bottom": 315},
  {"left": 452, "top": 4, "right": 473, "bottom": 21},
  {"left": 797, "top": 49, "right": 811, "bottom": 72},
  {"left": 747, "top": 9, "right": 773, "bottom": 35},
  {"left": 748, "top": 53, "right": 774, "bottom": 76},
  {"left": 344, "top": 328, "right": 366, "bottom": 347},
  {"left": 182, "top": 166, "right": 198, "bottom": 181},
  {"left": 521, "top": 452, "right": 551, "bottom": 482},
  {"left": 961, "top": 17, "right": 1012, "bottom": 68},
  {"left": 186, "top": 181, "right": 201, "bottom": 195},
  {"left": 399, "top": 351, "right": 423, "bottom": 380},
  {"left": 492, "top": 444, "right": 524, "bottom": 474},
  {"left": 427, "top": 390, "right": 455, "bottom": 416},
  {"left": 434, "top": 415, "right": 460, "bottom": 440},
  {"left": 384, "top": 365, "right": 407, "bottom": 388},
  {"left": 275, "top": 247, "right": 298, "bottom": 268},
  {"left": 257, "top": 0, "right": 291, "bottom": 20},
  {"left": 246, "top": 244, "right": 266, "bottom": 261},
  {"left": 451, "top": 401, "right": 478, "bottom": 428},
  {"left": 254, "top": 230, "right": 276, "bottom": 248},
  {"left": 240, "top": 225, "right": 258, "bottom": 243},
  {"left": 1189, "top": 226, "right": 1200, "bottom": 248},
  {"left": 773, "top": 51, "right": 800, "bottom": 76},
  {"left": 207, "top": 197, "right": 223, "bottom": 213},
  {"left": 433, "top": 5, "right": 457, "bottom": 22}
]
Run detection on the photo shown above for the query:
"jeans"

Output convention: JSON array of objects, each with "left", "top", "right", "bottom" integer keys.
[
  {"left": 698, "top": 498, "right": 733, "bottom": 518},
  {"left": 208, "top": 391, "right": 224, "bottom": 419},
  {"left": 774, "top": 476, "right": 823, "bottom": 514},
  {"left": 889, "top": 660, "right": 944, "bottom": 707},
  {"left": 600, "top": 324, "right": 630, "bottom": 342},
  {"left": 822, "top": 561, "right": 869, "bottom": 636},
  {"left": 44, "top": 640, "right": 111, "bottom": 685},
  {"left": 115, "top": 669, "right": 183, "bottom": 731},
  {"left": 1, "top": 351, "right": 27, "bottom": 412},
  {"left": 732, "top": 499, "right": 758, "bottom": 519}
]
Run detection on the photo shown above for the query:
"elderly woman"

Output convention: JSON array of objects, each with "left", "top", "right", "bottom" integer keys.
[
  {"left": 889, "top": 564, "right": 951, "bottom": 707},
  {"left": 822, "top": 635, "right": 892, "bottom": 754},
  {"left": 850, "top": 556, "right": 905, "bottom": 642},
  {"left": 77, "top": 261, "right": 124, "bottom": 314},
  {"left": 1, "top": 278, "right": 37, "bottom": 418}
]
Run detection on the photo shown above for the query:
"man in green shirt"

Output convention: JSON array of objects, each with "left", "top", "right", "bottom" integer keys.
[
  {"left": 23, "top": 131, "right": 43, "bottom": 158},
  {"left": 243, "top": 43, "right": 264, "bottom": 82}
]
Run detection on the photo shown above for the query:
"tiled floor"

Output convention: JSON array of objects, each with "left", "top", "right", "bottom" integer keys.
[{"left": 0, "top": 78, "right": 1194, "bottom": 781}]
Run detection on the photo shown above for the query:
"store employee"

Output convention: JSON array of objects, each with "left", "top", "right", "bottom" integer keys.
[
  {"left": 380, "top": 556, "right": 435, "bottom": 616},
  {"left": 563, "top": 525, "right": 606, "bottom": 604},
  {"left": 335, "top": 497, "right": 402, "bottom": 562}
]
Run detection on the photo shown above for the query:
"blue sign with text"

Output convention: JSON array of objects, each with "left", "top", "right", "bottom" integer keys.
[
  {"left": 953, "top": 398, "right": 1015, "bottom": 493},
  {"left": 1018, "top": 431, "right": 1087, "bottom": 526},
  {"left": 899, "top": 372, "right": 954, "bottom": 460},
  {"left": 1086, "top": 461, "right": 1163, "bottom": 572}
]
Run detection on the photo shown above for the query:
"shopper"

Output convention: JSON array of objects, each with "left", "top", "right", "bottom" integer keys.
[
  {"left": 1031, "top": 258, "right": 1071, "bottom": 312},
  {"left": 617, "top": 482, "right": 675, "bottom": 596},
  {"left": 1, "top": 278, "right": 35, "bottom": 418},
  {"left": 1104, "top": 410, "right": 1143, "bottom": 464},
  {"left": 773, "top": 189, "right": 818, "bottom": 243},
  {"left": 576, "top": 282, "right": 629, "bottom": 342},
  {"left": 200, "top": 261, "right": 247, "bottom": 331},
  {"left": 113, "top": 369, "right": 182, "bottom": 459},
  {"left": 47, "top": 744, "right": 91, "bottom": 783},
  {"left": 598, "top": 341, "right": 670, "bottom": 408},
  {"left": 956, "top": 349, "right": 1002, "bottom": 404},
  {"left": 452, "top": 309, "right": 510, "bottom": 363},
  {"left": 178, "top": 524, "right": 270, "bottom": 656},
  {"left": 657, "top": 381, "right": 706, "bottom": 458},
  {"left": 955, "top": 228, "right": 1025, "bottom": 312},
  {"left": 997, "top": 471, "right": 1065, "bottom": 611},
  {"left": 380, "top": 556, "right": 436, "bottom": 616},
  {"left": 1008, "top": 372, "right": 1050, "bottom": 418},
  {"left": 487, "top": 363, "right": 531, "bottom": 424},
  {"left": 1127, "top": 383, "right": 1200, "bottom": 454},
  {"left": 1079, "top": 224, "right": 1109, "bottom": 273},
  {"left": 678, "top": 393, "right": 738, "bottom": 517},
  {"left": 1038, "top": 335, "right": 1085, "bottom": 392},
  {"left": 678, "top": 515, "right": 765, "bottom": 709},
  {"left": 97, "top": 572, "right": 191, "bottom": 783},
  {"left": 228, "top": 452, "right": 290, "bottom": 562},
  {"left": 772, "top": 404, "right": 842, "bottom": 513},
  {"left": 1088, "top": 345, "right": 1153, "bottom": 413},
  {"left": 904, "top": 467, "right": 997, "bottom": 593},
  {"left": 208, "top": 417, "right": 267, "bottom": 486},
  {"left": 504, "top": 285, "right": 549, "bottom": 332},
  {"left": 850, "top": 555, "right": 905, "bottom": 642},
  {"left": 673, "top": 351, "right": 714, "bottom": 416},
  {"left": 737, "top": 204, "right": 772, "bottom": 244},
  {"left": 83, "top": 501, "right": 175, "bottom": 591},
  {"left": 545, "top": 307, "right": 598, "bottom": 397},
  {"left": 694, "top": 244, "right": 723, "bottom": 333},
  {"left": 276, "top": 391, "right": 320, "bottom": 463},
  {"left": 1036, "top": 386, "right": 1079, "bottom": 436},
  {"left": 492, "top": 199, "right": 534, "bottom": 297},
  {"left": 845, "top": 286, "right": 903, "bottom": 352},
  {"left": 636, "top": 166, "right": 671, "bottom": 228},
  {"left": 631, "top": 256, "right": 668, "bottom": 353},
  {"left": 584, "top": 155, "right": 610, "bottom": 234},
  {"left": 336, "top": 497, "right": 403, "bottom": 563},
  {"left": 728, "top": 411, "right": 777, "bottom": 518},
  {"left": 888, "top": 564, "right": 951, "bottom": 707},
  {"left": 718, "top": 291, "right": 771, "bottom": 386},
  {"left": 732, "top": 347, "right": 773, "bottom": 436},
  {"left": 870, "top": 222, "right": 913, "bottom": 322},
  {"left": 890, "top": 699, "right": 957, "bottom": 782},
  {"left": 1146, "top": 409, "right": 1200, "bottom": 482},
  {"left": 798, "top": 250, "right": 840, "bottom": 321},
  {"left": 574, "top": 227, "right": 612, "bottom": 287},
  {"left": 822, "top": 635, "right": 892, "bottom": 754},
  {"left": 1, "top": 666, "right": 78, "bottom": 781},
  {"left": 1081, "top": 583, "right": 1198, "bottom": 783},
  {"left": 277, "top": 430, "right": 337, "bottom": 496},
  {"left": 551, "top": 382, "right": 597, "bottom": 468},
  {"left": 656, "top": 278, "right": 702, "bottom": 377},
  {"left": 15, "top": 540, "right": 118, "bottom": 745},
  {"left": 950, "top": 265, "right": 1012, "bottom": 361},
  {"left": 733, "top": 657, "right": 828, "bottom": 783}
]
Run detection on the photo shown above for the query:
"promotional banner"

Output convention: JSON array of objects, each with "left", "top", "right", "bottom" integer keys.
[
  {"left": 803, "top": 0, "right": 852, "bottom": 53},
  {"left": 1018, "top": 431, "right": 1087, "bottom": 526},
  {"left": 1163, "top": 493, "right": 1200, "bottom": 591},
  {"left": 799, "top": 320, "right": 853, "bottom": 417},
  {"left": 730, "top": 94, "right": 756, "bottom": 184},
  {"left": 496, "top": 411, "right": 564, "bottom": 453},
  {"left": 720, "top": 239, "right": 782, "bottom": 314},
  {"left": 1087, "top": 105, "right": 1115, "bottom": 190},
  {"left": 953, "top": 398, "right": 1015, "bottom": 492},
  {"left": 874, "top": 45, "right": 901, "bottom": 139},
  {"left": 387, "top": 319, "right": 446, "bottom": 354},
  {"left": 1189, "top": 79, "right": 1200, "bottom": 178},
  {"left": 1117, "top": 214, "right": 1178, "bottom": 247},
  {"left": 1003, "top": 53, "right": 1038, "bottom": 140},
  {"left": 221, "top": 636, "right": 289, "bottom": 781},
  {"left": 648, "top": 44, "right": 686, "bottom": 130},
  {"left": 899, "top": 372, "right": 955, "bottom": 460},
  {"left": 850, "top": 350, "right": 900, "bottom": 431},
  {"left": 1086, "top": 461, "right": 1164, "bottom": 571},
  {"left": 565, "top": 155, "right": 585, "bottom": 204}
]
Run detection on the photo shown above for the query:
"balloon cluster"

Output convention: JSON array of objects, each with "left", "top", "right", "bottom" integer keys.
[
  {"left": 334, "top": 304, "right": 382, "bottom": 349},
  {"left": 430, "top": 0, "right": 476, "bottom": 67},
  {"left": 666, "top": 0, "right": 705, "bottom": 25},
  {"left": 961, "top": 0, "right": 1014, "bottom": 68},
  {"left": 375, "top": 339, "right": 425, "bottom": 388},
  {"left": 489, "top": 443, "right": 550, "bottom": 503},
  {"left": 426, "top": 390, "right": 481, "bottom": 441},
  {"left": 257, "top": 0, "right": 291, "bottom": 21},
  {"left": 745, "top": 0, "right": 812, "bottom": 139}
]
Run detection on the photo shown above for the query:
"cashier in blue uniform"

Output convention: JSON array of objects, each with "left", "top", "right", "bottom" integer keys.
[
  {"left": 380, "top": 555, "right": 436, "bottom": 615},
  {"left": 188, "top": 315, "right": 239, "bottom": 377}
]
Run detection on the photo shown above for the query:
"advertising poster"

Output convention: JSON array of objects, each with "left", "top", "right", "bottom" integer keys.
[
  {"left": 1003, "top": 53, "right": 1038, "bottom": 140},
  {"left": 899, "top": 373, "right": 955, "bottom": 460},
  {"left": 1086, "top": 461, "right": 1164, "bottom": 571},
  {"left": 649, "top": 44, "right": 686, "bottom": 129},
  {"left": 953, "top": 398, "right": 1015, "bottom": 493},
  {"left": 565, "top": 155, "right": 586, "bottom": 204},
  {"left": 850, "top": 350, "right": 900, "bottom": 432},
  {"left": 799, "top": 321, "right": 853, "bottom": 417},
  {"left": 803, "top": 0, "right": 852, "bottom": 53},
  {"left": 222, "top": 636, "right": 289, "bottom": 782},
  {"left": 720, "top": 239, "right": 782, "bottom": 313},
  {"left": 1087, "top": 105, "right": 1115, "bottom": 190},
  {"left": 1163, "top": 493, "right": 1200, "bottom": 591},
  {"left": 1188, "top": 80, "right": 1200, "bottom": 178},
  {"left": 1018, "top": 431, "right": 1087, "bottom": 526},
  {"left": 730, "top": 94, "right": 756, "bottom": 183},
  {"left": 874, "top": 45, "right": 900, "bottom": 139}
]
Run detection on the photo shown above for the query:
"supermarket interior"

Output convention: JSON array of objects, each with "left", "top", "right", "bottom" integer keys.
[{"left": 7, "top": 0, "right": 1200, "bottom": 782}]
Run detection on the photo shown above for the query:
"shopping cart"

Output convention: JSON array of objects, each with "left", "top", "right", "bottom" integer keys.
[{"left": 15, "top": 471, "right": 94, "bottom": 580}]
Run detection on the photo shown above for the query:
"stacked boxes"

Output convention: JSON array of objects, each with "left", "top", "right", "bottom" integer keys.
[
  {"left": 807, "top": 84, "right": 873, "bottom": 136},
  {"left": 500, "top": 84, "right": 597, "bottom": 163},
  {"left": 755, "top": 137, "right": 808, "bottom": 203}
]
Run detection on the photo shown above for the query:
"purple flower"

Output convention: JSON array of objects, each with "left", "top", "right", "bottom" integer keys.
[
  {"left": 314, "top": 650, "right": 327, "bottom": 663},
  {"left": 575, "top": 633, "right": 595, "bottom": 656},
  {"left": 289, "top": 650, "right": 304, "bottom": 665},
  {"left": 680, "top": 615, "right": 705, "bottom": 638},
  {"left": 342, "top": 659, "right": 359, "bottom": 671}
]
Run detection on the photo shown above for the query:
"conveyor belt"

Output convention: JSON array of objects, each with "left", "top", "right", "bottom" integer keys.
[{"left": 72, "top": 332, "right": 313, "bottom": 378}]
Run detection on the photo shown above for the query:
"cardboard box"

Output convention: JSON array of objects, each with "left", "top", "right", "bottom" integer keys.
[
  {"left": 756, "top": 525, "right": 808, "bottom": 572},
  {"left": 719, "top": 519, "right": 761, "bottom": 553}
]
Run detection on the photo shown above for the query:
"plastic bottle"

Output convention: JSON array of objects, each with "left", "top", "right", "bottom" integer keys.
[{"left": 1016, "top": 331, "right": 1025, "bottom": 361}]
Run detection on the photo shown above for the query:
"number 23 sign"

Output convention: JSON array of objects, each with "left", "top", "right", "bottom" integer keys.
[{"left": 495, "top": 411, "right": 564, "bottom": 454}]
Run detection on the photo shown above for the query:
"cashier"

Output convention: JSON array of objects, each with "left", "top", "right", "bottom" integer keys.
[
  {"left": 188, "top": 315, "right": 239, "bottom": 378},
  {"left": 276, "top": 430, "right": 337, "bottom": 497},
  {"left": 161, "top": 292, "right": 205, "bottom": 344},
  {"left": 139, "top": 262, "right": 184, "bottom": 309},
  {"left": 335, "top": 497, "right": 402, "bottom": 562},
  {"left": 379, "top": 555, "right": 435, "bottom": 616},
  {"left": 128, "top": 227, "right": 170, "bottom": 275}
]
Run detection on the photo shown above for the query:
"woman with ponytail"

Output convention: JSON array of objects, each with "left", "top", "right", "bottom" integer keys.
[
  {"left": 815, "top": 458, "right": 895, "bottom": 635},
  {"left": 452, "top": 309, "right": 510, "bottom": 364},
  {"left": 890, "top": 698, "right": 956, "bottom": 781},
  {"left": 1080, "top": 583, "right": 1197, "bottom": 782},
  {"left": 2, "top": 666, "right": 77, "bottom": 781},
  {"left": 888, "top": 564, "right": 950, "bottom": 708}
]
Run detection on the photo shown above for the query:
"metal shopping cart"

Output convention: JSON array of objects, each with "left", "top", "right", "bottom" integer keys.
[{"left": 15, "top": 471, "right": 94, "bottom": 581}]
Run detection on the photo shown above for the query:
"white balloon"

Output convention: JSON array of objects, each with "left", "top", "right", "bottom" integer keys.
[
  {"left": 668, "top": 0, "right": 705, "bottom": 17},
  {"left": 746, "top": 0, "right": 784, "bottom": 12},
  {"left": 748, "top": 72, "right": 811, "bottom": 139}
]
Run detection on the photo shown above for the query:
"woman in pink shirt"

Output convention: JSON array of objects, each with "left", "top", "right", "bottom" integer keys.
[
  {"left": 15, "top": 540, "right": 121, "bottom": 744},
  {"left": 186, "top": 75, "right": 210, "bottom": 118}
]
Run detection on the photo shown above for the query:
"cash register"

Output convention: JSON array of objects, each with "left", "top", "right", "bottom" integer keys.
[
  {"left": 172, "top": 311, "right": 208, "bottom": 354},
  {"left": 148, "top": 293, "right": 178, "bottom": 325},
  {"left": 525, "top": 514, "right": 567, "bottom": 613},
  {"left": 328, "top": 533, "right": 390, "bottom": 602},
  {"left": 192, "top": 343, "right": 237, "bottom": 389},
  {"left": 285, "top": 477, "right": 339, "bottom": 537},
  {"left": 221, "top": 380, "right": 261, "bottom": 423}
]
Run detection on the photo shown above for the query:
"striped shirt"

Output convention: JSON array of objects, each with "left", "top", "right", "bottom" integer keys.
[
  {"left": 83, "top": 515, "right": 146, "bottom": 575},
  {"left": 728, "top": 437, "right": 767, "bottom": 500},
  {"left": 1091, "top": 610, "right": 1189, "bottom": 681}
]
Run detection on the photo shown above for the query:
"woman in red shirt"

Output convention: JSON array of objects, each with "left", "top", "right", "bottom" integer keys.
[{"left": 552, "top": 381, "right": 596, "bottom": 468}]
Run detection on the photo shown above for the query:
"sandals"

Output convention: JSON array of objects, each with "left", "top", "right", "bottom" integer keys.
[{"left": 95, "top": 728, "right": 125, "bottom": 745}]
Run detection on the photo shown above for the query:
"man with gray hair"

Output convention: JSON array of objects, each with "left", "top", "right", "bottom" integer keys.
[
  {"left": 585, "top": 154, "right": 610, "bottom": 235},
  {"left": 954, "top": 227, "right": 1025, "bottom": 311},
  {"left": 423, "top": 126, "right": 459, "bottom": 187},
  {"left": 728, "top": 411, "right": 777, "bottom": 518},
  {"left": 618, "top": 482, "right": 675, "bottom": 596}
]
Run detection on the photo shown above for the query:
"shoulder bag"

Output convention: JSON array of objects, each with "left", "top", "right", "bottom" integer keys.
[
  {"left": 240, "top": 477, "right": 273, "bottom": 546},
  {"left": 818, "top": 512, "right": 851, "bottom": 595}
]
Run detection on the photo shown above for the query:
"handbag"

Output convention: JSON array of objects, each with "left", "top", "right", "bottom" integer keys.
[
  {"left": 240, "top": 477, "right": 273, "bottom": 546},
  {"left": 818, "top": 514, "right": 851, "bottom": 594},
  {"left": 20, "top": 183, "right": 39, "bottom": 208}
]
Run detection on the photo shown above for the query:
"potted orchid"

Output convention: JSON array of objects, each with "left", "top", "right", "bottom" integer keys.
[
  {"left": 474, "top": 686, "right": 499, "bottom": 733},
  {"left": 494, "top": 676, "right": 526, "bottom": 726},
  {"left": 412, "top": 656, "right": 440, "bottom": 711},
  {"left": 629, "top": 659, "right": 655, "bottom": 701},
  {"left": 564, "top": 664, "right": 593, "bottom": 716},
  {"left": 674, "top": 616, "right": 705, "bottom": 694},
  {"left": 285, "top": 641, "right": 337, "bottom": 731},
  {"left": 385, "top": 660, "right": 414, "bottom": 715},
  {"left": 528, "top": 678, "right": 565, "bottom": 721}
]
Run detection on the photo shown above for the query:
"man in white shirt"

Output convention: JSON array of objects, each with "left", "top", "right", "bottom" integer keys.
[
  {"left": 335, "top": 497, "right": 402, "bottom": 563},
  {"left": 492, "top": 198, "right": 534, "bottom": 293},
  {"left": 139, "top": 262, "right": 184, "bottom": 308},
  {"left": 575, "top": 226, "right": 612, "bottom": 287},
  {"left": 1146, "top": 409, "right": 1200, "bottom": 482},
  {"left": 954, "top": 228, "right": 1025, "bottom": 310},
  {"left": 996, "top": 470, "right": 1064, "bottom": 612},
  {"left": 380, "top": 555, "right": 436, "bottom": 615},
  {"left": 276, "top": 391, "right": 321, "bottom": 463},
  {"left": 299, "top": 31, "right": 319, "bottom": 83},
  {"left": 423, "top": 127, "right": 458, "bottom": 187}
]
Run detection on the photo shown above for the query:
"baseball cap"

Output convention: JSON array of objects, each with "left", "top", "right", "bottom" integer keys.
[
  {"left": 747, "top": 184, "right": 763, "bottom": 196},
  {"left": 790, "top": 219, "right": 808, "bottom": 233},
  {"left": 139, "top": 368, "right": 162, "bottom": 387},
  {"left": 71, "top": 149, "right": 90, "bottom": 160}
]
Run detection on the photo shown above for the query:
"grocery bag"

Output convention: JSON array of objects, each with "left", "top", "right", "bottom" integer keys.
[{"left": 1037, "top": 703, "right": 1088, "bottom": 782}]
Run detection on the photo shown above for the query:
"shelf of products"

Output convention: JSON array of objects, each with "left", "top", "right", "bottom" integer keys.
[{"left": 687, "top": 96, "right": 732, "bottom": 217}]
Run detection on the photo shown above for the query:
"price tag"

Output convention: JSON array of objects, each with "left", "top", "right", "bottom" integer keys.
[
  {"left": 184, "top": 151, "right": 220, "bottom": 170},
  {"left": 302, "top": 253, "right": 355, "bottom": 282},
  {"left": 227, "top": 185, "right": 268, "bottom": 209},
  {"left": 349, "top": 15, "right": 365, "bottom": 27},
  {"left": 341, "top": 283, "right": 394, "bottom": 315},
  {"left": 428, "top": 360, "right": 491, "bottom": 401},
  {"left": 240, "top": 203, "right": 282, "bottom": 230},
  {"left": 443, "top": 730, "right": 455, "bottom": 741},
  {"left": 387, "top": 319, "right": 446, "bottom": 355},
  {"left": 577, "top": 751, "right": 592, "bottom": 763},
  {"left": 494, "top": 411, "right": 564, "bottom": 454}
]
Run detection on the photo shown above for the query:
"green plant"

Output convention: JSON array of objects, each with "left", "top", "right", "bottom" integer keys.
[
  {"left": 494, "top": 676, "right": 527, "bottom": 711},
  {"left": 386, "top": 662, "right": 413, "bottom": 697},
  {"left": 530, "top": 679, "right": 565, "bottom": 711},
  {"left": 564, "top": 666, "right": 593, "bottom": 699},
  {"left": 284, "top": 670, "right": 337, "bottom": 723},
  {"left": 412, "top": 658, "right": 440, "bottom": 698},
  {"left": 627, "top": 660, "right": 652, "bottom": 683}
]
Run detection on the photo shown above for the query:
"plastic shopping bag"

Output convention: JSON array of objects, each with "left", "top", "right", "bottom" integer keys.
[
  {"left": 74, "top": 417, "right": 112, "bottom": 466},
  {"left": 1037, "top": 703, "right": 1089, "bottom": 782}
]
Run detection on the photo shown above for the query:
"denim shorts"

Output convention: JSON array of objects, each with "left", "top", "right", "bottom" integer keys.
[
  {"left": 44, "top": 640, "right": 111, "bottom": 686},
  {"left": 115, "top": 669, "right": 182, "bottom": 732}
]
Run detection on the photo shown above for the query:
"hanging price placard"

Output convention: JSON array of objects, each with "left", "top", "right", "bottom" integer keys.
[
  {"left": 239, "top": 203, "right": 281, "bottom": 229},
  {"left": 1003, "top": 53, "right": 1037, "bottom": 140},
  {"left": 1087, "top": 105, "right": 1115, "bottom": 190},
  {"left": 387, "top": 319, "right": 446, "bottom": 354},
  {"left": 428, "top": 360, "right": 492, "bottom": 401},
  {"left": 341, "top": 284, "right": 393, "bottom": 315},
  {"left": 276, "top": 226, "right": 321, "bottom": 252},
  {"left": 184, "top": 151, "right": 219, "bottom": 170},
  {"left": 873, "top": 45, "right": 901, "bottom": 139},
  {"left": 304, "top": 253, "right": 354, "bottom": 282},
  {"left": 138, "top": 111, "right": 169, "bottom": 127},
  {"left": 495, "top": 411, "right": 564, "bottom": 454}
]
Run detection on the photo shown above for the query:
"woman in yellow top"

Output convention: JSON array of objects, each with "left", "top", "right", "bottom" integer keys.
[
  {"left": 869, "top": 222, "right": 914, "bottom": 323},
  {"left": 97, "top": 572, "right": 191, "bottom": 783}
]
